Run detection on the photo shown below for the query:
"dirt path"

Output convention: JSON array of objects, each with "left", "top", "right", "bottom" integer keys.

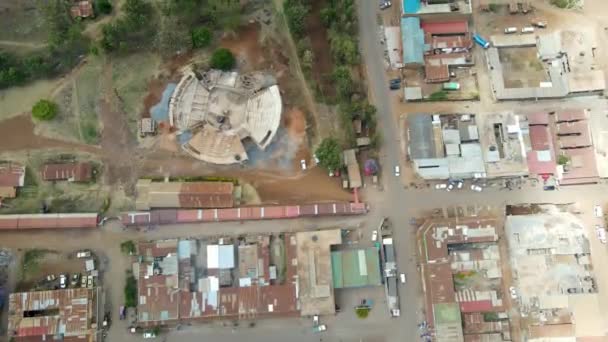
[
  {"left": 0, "top": 40, "right": 46, "bottom": 49},
  {"left": 98, "top": 60, "right": 140, "bottom": 193}
]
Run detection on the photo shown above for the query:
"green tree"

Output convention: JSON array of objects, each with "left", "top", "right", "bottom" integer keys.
[
  {"left": 283, "top": 0, "right": 309, "bottom": 37},
  {"left": 332, "top": 66, "right": 354, "bottom": 101},
  {"left": 95, "top": 0, "right": 113, "bottom": 15},
  {"left": 210, "top": 48, "right": 236, "bottom": 70},
  {"left": 558, "top": 154, "right": 570, "bottom": 165},
  {"left": 315, "top": 138, "right": 342, "bottom": 171},
  {"left": 192, "top": 27, "right": 212, "bottom": 48},
  {"left": 32, "top": 100, "right": 58, "bottom": 121}
]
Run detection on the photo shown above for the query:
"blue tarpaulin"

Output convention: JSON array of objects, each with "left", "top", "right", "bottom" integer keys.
[{"left": 403, "top": 0, "right": 420, "bottom": 13}]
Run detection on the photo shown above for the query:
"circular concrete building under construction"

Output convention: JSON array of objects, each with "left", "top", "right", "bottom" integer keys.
[{"left": 168, "top": 69, "right": 282, "bottom": 164}]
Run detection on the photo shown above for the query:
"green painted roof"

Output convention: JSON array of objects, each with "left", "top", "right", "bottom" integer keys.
[{"left": 331, "top": 248, "right": 382, "bottom": 288}]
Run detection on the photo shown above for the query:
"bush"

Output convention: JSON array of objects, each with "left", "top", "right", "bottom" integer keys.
[
  {"left": 192, "top": 27, "right": 212, "bottom": 48},
  {"left": 120, "top": 240, "right": 136, "bottom": 255},
  {"left": 210, "top": 48, "right": 236, "bottom": 70},
  {"left": 124, "top": 273, "right": 137, "bottom": 307},
  {"left": 355, "top": 306, "right": 370, "bottom": 319},
  {"left": 32, "top": 100, "right": 58, "bottom": 121},
  {"left": 315, "top": 138, "right": 342, "bottom": 171},
  {"left": 95, "top": 0, "right": 113, "bottom": 15},
  {"left": 558, "top": 154, "right": 570, "bottom": 165},
  {"left": 551, "top": 0, "right": 570, "bottom": 8}
]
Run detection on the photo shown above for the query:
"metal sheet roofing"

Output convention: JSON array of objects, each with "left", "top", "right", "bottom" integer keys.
[
  {"left": 331, "top": 248, "right": 382, "bottom": 288},
  {"left": 401, "top": 17, "right": 425, "bottom": 65},
  {"left": 421, "top": 21, "right": 469, "bottom": 35},
  {"left": 409, "top": 114, "right": 437, "bottom": 159}
]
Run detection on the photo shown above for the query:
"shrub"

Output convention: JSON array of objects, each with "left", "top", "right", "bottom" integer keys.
[
  {"left": 428, "top": 90, "right": 448, "bottom": 101},
  {"left": 124, "top": 273, "right": 137, "bottom": 307},
  {"left": 120, "top": 240, "right": 136, "bottom": 255},
  {"left": 192, "top": 27, "right": 212, "bottom": 48},
  {"left": 95, "top": 0, "right": 113, "bottom": 15},
  {"left": 210, "top": 48, "right": 236, "bottom": 70},
  {"left": 355, "top": 306, "right": 370, "bottom": 319},
  {"left": 32, "top": 100, "right": 58, "bottom": 121}
]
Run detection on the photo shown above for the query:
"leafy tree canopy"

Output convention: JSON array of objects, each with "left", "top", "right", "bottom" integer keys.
[
  {"left": 315, "top": 138, "right": 342, "bottom": 171},
  {"left": 32, "top": 100, "right": 58, "bottom": 121}
]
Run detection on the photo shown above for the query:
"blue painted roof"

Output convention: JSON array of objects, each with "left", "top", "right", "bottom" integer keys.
[
  {"left": 401, "top": 17, "right": 425, "bottom": 65},
  {"left": 403, "top": 0, "right": 420, "bottom": 13}
]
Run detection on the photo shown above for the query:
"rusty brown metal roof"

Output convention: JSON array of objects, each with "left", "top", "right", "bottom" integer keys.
[
  {"left": 0, "top": 163, "right": 25, "bottom": 187},
  {"left": 8, "top": 288, "right": 95, "bottom": 340}
]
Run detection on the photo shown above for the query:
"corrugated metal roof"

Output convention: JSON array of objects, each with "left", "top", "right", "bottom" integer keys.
[
  {"left": 41, "top": 163, "right": 92, "bottom": 182},
  {"left": 401, "top": 17, "right": 425, "bottom": 65},
  {"left": 409, "top": 114, "right": 437, "bottom": 159},
  {"left": 421, "top": 21, "right": 469, "bottom": 35},
  {"left": 331, "top": 248, "right": 381, "bottom": 288}
]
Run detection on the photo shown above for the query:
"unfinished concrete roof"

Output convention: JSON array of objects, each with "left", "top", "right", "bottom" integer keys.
[
  {"left": 295, "top": 230, "right": 341, "bottom": 316},
  {"left": 169, "top": 70, "right": 282, "bottom": 164}
]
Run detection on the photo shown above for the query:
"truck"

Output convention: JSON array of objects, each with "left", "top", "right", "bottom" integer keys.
[
  {"left": 442, "top": 82, "right": 461, "bottom": 91},
  {"left": 473, "top": 34, "right": 490, "bottom": 49}
]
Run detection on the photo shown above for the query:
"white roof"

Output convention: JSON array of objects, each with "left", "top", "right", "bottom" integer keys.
[{"left": 206, "top": 245, "right": 235, "bottom": 269}]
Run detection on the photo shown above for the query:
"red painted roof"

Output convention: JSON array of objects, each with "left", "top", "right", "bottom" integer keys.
[
  {"left": 425, "top": 64, "right": 450, "bottom": 83},
  {"left": 421, "top": 21, "right": 469, "bottom": 35},
  {"left": 529, "top": 125, "right": 551, "bottom": 150},
  {"left": 459, "top": 300, "right": 493, "bottom": 313},
  {"left": 527, "top": 112, "right": 549, "bottom": 125}
]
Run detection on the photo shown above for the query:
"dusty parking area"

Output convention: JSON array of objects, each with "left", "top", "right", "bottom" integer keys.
[{"left": 498, "top": 47, "right": 548, "bottom": 87}]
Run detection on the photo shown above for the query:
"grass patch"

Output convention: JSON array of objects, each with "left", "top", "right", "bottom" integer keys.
[
  {"left": 428, "top": 90, "right": 448, "bottom": 101},
  {"left": 22, "top": 249, "right": 47, "bottom": 279}
]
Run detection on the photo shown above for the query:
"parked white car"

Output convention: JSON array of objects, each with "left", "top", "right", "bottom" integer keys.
[
  {"left": 509, "top": 286, "right": 517, "bottom": 299},
  {"left": 394, "top": 165, "right": 400, "bottom": 177},
  {"left": 435, "top": 183, "right": 447, "bottom": 190},
  {"left": 300, "top": 159, "right": 307, "bottom": 171},
  {"left": 471, "top": 184, "right": 483, "bottom": 192},
  {"left": 596, "top": 225, "right": 606, "bottom": 244},
  {"left": 143, "top": 332, "right": 156, "bottom": 339},
  {"left": 59, "top": 274, "right": 67, "bottom": 289},
  {"left": 76, "top": 250, "right": 91, "bottom": 258},
  {"left": 594, "top": 205, "right": 603, "bottom": 218},
  {"left": 400, "top": 273, "right": 407, "bottom": 284},
  {"left": 371, "top": 230, "right": 378, "bottom": 242},
  {"left": 446, "top": 183, "right": 454, "bottom": 192}
]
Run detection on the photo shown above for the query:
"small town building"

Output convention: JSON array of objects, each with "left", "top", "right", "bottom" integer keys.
[{"left": 0, "top": 163, "right": 25, "bottom": 199}]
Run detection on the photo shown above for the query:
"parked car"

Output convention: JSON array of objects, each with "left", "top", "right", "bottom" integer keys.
[
  {"left": 521, "top": 26, "right": 535, "bottom": 34},
  {"left": 59, "top": 274, "right": 67, "bottom": 289},
  {"left": 380, "top": 0, "right": 392, "bottom": 10},
  {"left": 446, "top": 183, "right": 454, "bottom": 192},
  {"left": 394, "top": 165, "right": 400, "bottom": 177},
  {"left": 455, "top": 180, "right": 464, "bottom": 189},
  {"left": 313, "top": 324, "right": 327, "bottom": 333},
  {"left": 435, "top": 183, "right": 447, "bottom": 190},
  {"left": 119, "top": 306, "right": 126, "bottom": 320},
  {"left": 372, "top": 230, "right": 378, "bottom": 242},
  {"left": 509, "top": 286, "right": 517, "bottom": 299},
  {"left": 76, "top": 250, "right": 91, "bottom": 258},
  {"left": 596, "top": 225, "right": 606, "bottom": 244},
  {"left": 81, "top": 275, "right": 87, "bottom": 288},
  {"left": 389, "top": 78, "right": 401, "bottom": 90},
  {"left": 46, "top": 274, "right": 56, "bottom": 282},
  {"left": 71, "top": 274, "right": 80, "bottom": 286},
  {"left": 504, "top": 27, "right": 518, "bottom": 34},
  {"left": 143, "top": 332, "right": 156, "bottom": 339},
  {"left": 300, "top": 159, "right": 307, "bottom": 171},
  {"left": 87, "top": 275, "right": 94, "bottom": 288},
  {"left": 400, "top": 273, "right": 407, "bottom": 284},
  {"left": 471, "top": 184, "right": 483, "bottom": 192},
  {"left": 594, "top": 205, "right": 603, "bottom": 217},
  {"left": 313, "top": 315, "right": 319, "bottom": 326}
]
